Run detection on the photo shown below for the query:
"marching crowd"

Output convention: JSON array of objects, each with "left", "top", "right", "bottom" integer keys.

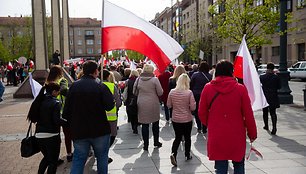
[{"left": 24, "top": 58, "right": 281, "bottom": 174}]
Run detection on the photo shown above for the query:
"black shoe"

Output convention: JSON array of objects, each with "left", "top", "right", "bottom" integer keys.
[
  {"left": 67, "top": 154, "right": 73, "bottom": 162},
  {"left": 271, "top": 129, "right": 277, "bottom": 135},
  {"left": 154, "top": 142, "right": 162, "bottom": 148},
  {"left": 57, "top": 159, "right": 64, "bottom": 166},
  {"left": 170, "top": 154, "right": 177, "bottom": 166},
  {"left": 186, "top": 155, "right": 192, "bottom": 160},
  {"left": 263, "top": 126, "right": 269, "bottom": 131},
  {"left": 202, "top": 129, "right": 207, "bottom": 134},
  {"left": 133, "top": 130, "right": 138, "bottom": 134},
  {"left": 108, "top": 157, "right": 113, "bottom": 164}
]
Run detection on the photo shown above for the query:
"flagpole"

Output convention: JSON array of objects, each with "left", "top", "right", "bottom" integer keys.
[{"left": 101, "top": 0, "right": 105, "bottom": 80}]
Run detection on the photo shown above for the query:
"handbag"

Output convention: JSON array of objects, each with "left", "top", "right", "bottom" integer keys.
[
  {"left": 128, "top": 78, "right": 139, "bottom": 114},
  {"left": 20, "top": 122, "right": 40, "bottom": 158}
]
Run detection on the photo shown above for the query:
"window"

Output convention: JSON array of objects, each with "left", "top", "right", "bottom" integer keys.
[
  {"left": 69, "top": 30, "right": 73, "bottom": 36},
  {"left": 86, "top": 39, "right": 94, "bottom": 45},
  {"left": 97, "top": 49, "right": 101, "bottom": 54},
  {"left": 85, "top": 30, "right": 94, "bottom": 35},
  {"left": 97, "top": 40, "right": 101, "bottom": 45},
  {"left": 87, "top": 48, "right": 93, "bottom": 54},
  {"left": 97, "top": 30, "right": 101, "bottom": 35},
  {"left": 77, "top": 49, "right": 83, "bottom": 54},
  {"left": 17, "top": 31, "right": 23, "bottom": 36},
  {"left": 297, "top": 43, "right": 305, "bottom": 60},
  {"left": 77, "top": 40, "right": 82, "bottom": 45},
  {"left": 272, "top": 46, "right": 280, "bottom": 56},
  {"left": 297, "top": 0, "right": 306, "bottom": 8},
  {"left": 256, "top": 0, "right": 263, "bottom": 6},
  {"left": 287, "top": 0, "right": 292, "bottom": 11},
  {"left": 77, "top": 30, "right": 82, "bottom": 36},
  {"left": 69, "top": 40, "right": 73, "bottom": 45}
]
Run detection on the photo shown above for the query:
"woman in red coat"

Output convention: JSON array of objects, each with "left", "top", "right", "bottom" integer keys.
[{"left": 198, "top": 60, "right": 257, "bottom": 174}]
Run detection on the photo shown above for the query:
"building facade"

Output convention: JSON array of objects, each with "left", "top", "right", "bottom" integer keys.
[
  {"left": 152, "top": 0, "right": 306, "bottom": 66},
  {"left": 68, "top": 18, "right": 101, "bottom": 59}
]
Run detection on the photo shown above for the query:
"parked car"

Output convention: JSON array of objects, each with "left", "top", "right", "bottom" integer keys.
[
  {"left": 257, "top": 64, "right": 279, "bottom": 75},
  {"left": 288, "top": 61, "right": 306, "bottom": 81}
]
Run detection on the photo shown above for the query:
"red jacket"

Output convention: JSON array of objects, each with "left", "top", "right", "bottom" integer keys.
[
  {"left": 158, "top": 71, "right": 171, "bottom": 103},
  {"left": 198, "top": 76, "right": 257, "bottom": 161}
]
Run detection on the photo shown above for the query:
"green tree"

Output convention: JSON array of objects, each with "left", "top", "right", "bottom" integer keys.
[
  {"left": 0, "top": 16, "right": 33, "bottom": 63},
  {"left": 209, "top": 0, "right": 281, "bottom": 48},
  {"left": 125, "top": 50, "right": 144, "bottom": 61},
  {"left": 0, "top": 40, "right": 10, "bottom": 62}
]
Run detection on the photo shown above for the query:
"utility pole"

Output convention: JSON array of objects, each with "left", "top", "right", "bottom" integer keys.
[{"left": 278, "top": 0, "right": 293, "bottom": 104}]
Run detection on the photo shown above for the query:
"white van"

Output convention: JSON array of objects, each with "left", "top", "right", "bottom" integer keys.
[{"left": 288, "top": 61, "right": 306, "bottom": 81}]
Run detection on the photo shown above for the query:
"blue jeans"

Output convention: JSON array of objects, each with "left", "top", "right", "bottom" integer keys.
[
  {"left": 215, "top": 159, "right": 245, "bottom": 174},
  {"left": 0, "top": 81, "right": 4, "bottom": 100},
  {"left": 71, "top": 134, "right": 110, "bottom": 174}
]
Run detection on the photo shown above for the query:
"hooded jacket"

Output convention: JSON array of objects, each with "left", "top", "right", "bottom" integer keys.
[
  {"left": 134, "top": 72, "right": 163, "bottom": 124},
  {"left": 198, "top": 76, "right": 257, "bottom": 161}
]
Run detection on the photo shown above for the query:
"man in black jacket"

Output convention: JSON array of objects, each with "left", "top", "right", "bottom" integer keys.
[
  {"left": 63, "top": 60, "right": 114, "bottom": 174},
  {"left": 260, "top": 62, "right": 281, "bottom": 135}
]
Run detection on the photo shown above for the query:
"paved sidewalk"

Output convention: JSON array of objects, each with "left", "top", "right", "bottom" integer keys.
[{"left": 0, "top": 85, "right": 306, "bottom": 173}]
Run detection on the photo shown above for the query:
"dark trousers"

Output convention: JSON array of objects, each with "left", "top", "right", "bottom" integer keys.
[
  {"left": 171, "top": 121, "right": 192, "bottom": 157},
  {"left": 142, "top": 121, "right": 160, "bottom": 148},
  {"left": 215, "top": 159, "right": 245, "bottom": 174},
  {"left": 163, "top": 103, "right": 170, "bottom": 121},
  {"left": 263, "top": 106, "right": 277, "bottom": 130},
  {"left": 37, "top": 135, "right": 61, "bottom": 174},
  {"left": 194, "top": 94, "right": 207, "bottom": 132},
  {"left": 63, "top": 127, "right": 72, "bottom": 154}
]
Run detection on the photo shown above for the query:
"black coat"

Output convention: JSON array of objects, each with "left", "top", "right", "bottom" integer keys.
[
  {"left": 36, "top": 94, "right": 66, "bottom": 134},
  {"left": 260, "top": 72, "right": 281, "bottom": 108},
  {"left": 190, "top": 71, "right": 212, "bottom": 100},
  {"left": 62, "top": 75, "right": 114, "bottom": 140}
]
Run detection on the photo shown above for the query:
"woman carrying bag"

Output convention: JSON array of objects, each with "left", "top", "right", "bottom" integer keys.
[{"left": 28, "top": 83, "right": 67, "bottom": 174}]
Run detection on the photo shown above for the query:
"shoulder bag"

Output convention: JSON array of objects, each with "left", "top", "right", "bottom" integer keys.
[
  {"left": 20, "top": 122, "right": 40, "bottom": 158},
  {"left": 128, "top": 78, "right": 140, "bottom": 114}
]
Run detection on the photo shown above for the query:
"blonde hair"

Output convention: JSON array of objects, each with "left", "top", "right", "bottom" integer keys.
[
  {"left": 136, "top": 68, "right": 143, "bottom": 75},
  {"left": 171, "top": 65, "right": 186, "bottom": 80},
  {"left": 143, "top": 64, "right": 154, "bottom": 74},
  {"left": 175, "top": 73, "right": 190, "bottom": 90},
  {"left": 129, "top": 69, "right": 139, "bottom": 77}
]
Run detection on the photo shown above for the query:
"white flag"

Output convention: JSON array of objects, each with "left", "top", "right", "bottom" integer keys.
[
  {"left": 236, "top": 35, "right": 269, "bottom": 111},
  {"left": 29, "top": 73, "right": 42, "bottom": 98},
  {"left": 199, "top": 50, "right": 204, "bottom": 60}
]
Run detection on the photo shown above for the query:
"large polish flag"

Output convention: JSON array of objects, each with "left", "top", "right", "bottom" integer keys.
[
  {"left": 101, "top": 0, "right": 184, "bottom": 72},
  {"left": 233, "top": 35, "right": 268, "bottom": 111}
]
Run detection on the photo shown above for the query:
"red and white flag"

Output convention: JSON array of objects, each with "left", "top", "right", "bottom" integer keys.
[
  {"left": 233, "top": 35, "right": 268, "bottom": 111},
  {"left": 101, "top": 0, "right": 184, "bottom": 72}
]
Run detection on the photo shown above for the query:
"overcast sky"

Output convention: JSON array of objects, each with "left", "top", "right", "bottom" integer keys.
[{"left": 0, "top": 0, "right": 172, "bottom": 21}]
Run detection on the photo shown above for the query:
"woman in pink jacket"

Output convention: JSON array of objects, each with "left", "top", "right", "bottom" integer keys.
[
  {"left": 198, "top": 60, "right": 257, "bottom": 174},
  {"left": 167, "top": 73, "right": 196, "bottom": 167}
]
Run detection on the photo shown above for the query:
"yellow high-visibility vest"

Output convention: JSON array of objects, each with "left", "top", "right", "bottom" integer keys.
[
  {"left": 103, "top": 82, "right": 117, "bottom": 121},
  {"left": 56, "top": 77, "right": 68, "bottom": 113}
]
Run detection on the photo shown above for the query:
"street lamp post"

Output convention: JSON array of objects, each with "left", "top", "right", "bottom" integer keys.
[{"left": 277, "top": 0, "right": 293, "bottom": 104}]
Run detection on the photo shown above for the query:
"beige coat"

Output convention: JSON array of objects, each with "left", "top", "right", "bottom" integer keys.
[{"left": 133, "top": 73, "right": 163, "bottom": 124}]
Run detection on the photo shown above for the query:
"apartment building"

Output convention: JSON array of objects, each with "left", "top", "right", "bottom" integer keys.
[
  {"left": 152, "top": 0, "right": 306, "bottom": 66},
  {"left": 69, "top": 18, "right": 101, "bottom": 59}
]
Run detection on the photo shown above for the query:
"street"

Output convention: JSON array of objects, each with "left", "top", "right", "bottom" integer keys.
[{"left": 289, "top": 80, "right": 306, "bottom": 106}]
